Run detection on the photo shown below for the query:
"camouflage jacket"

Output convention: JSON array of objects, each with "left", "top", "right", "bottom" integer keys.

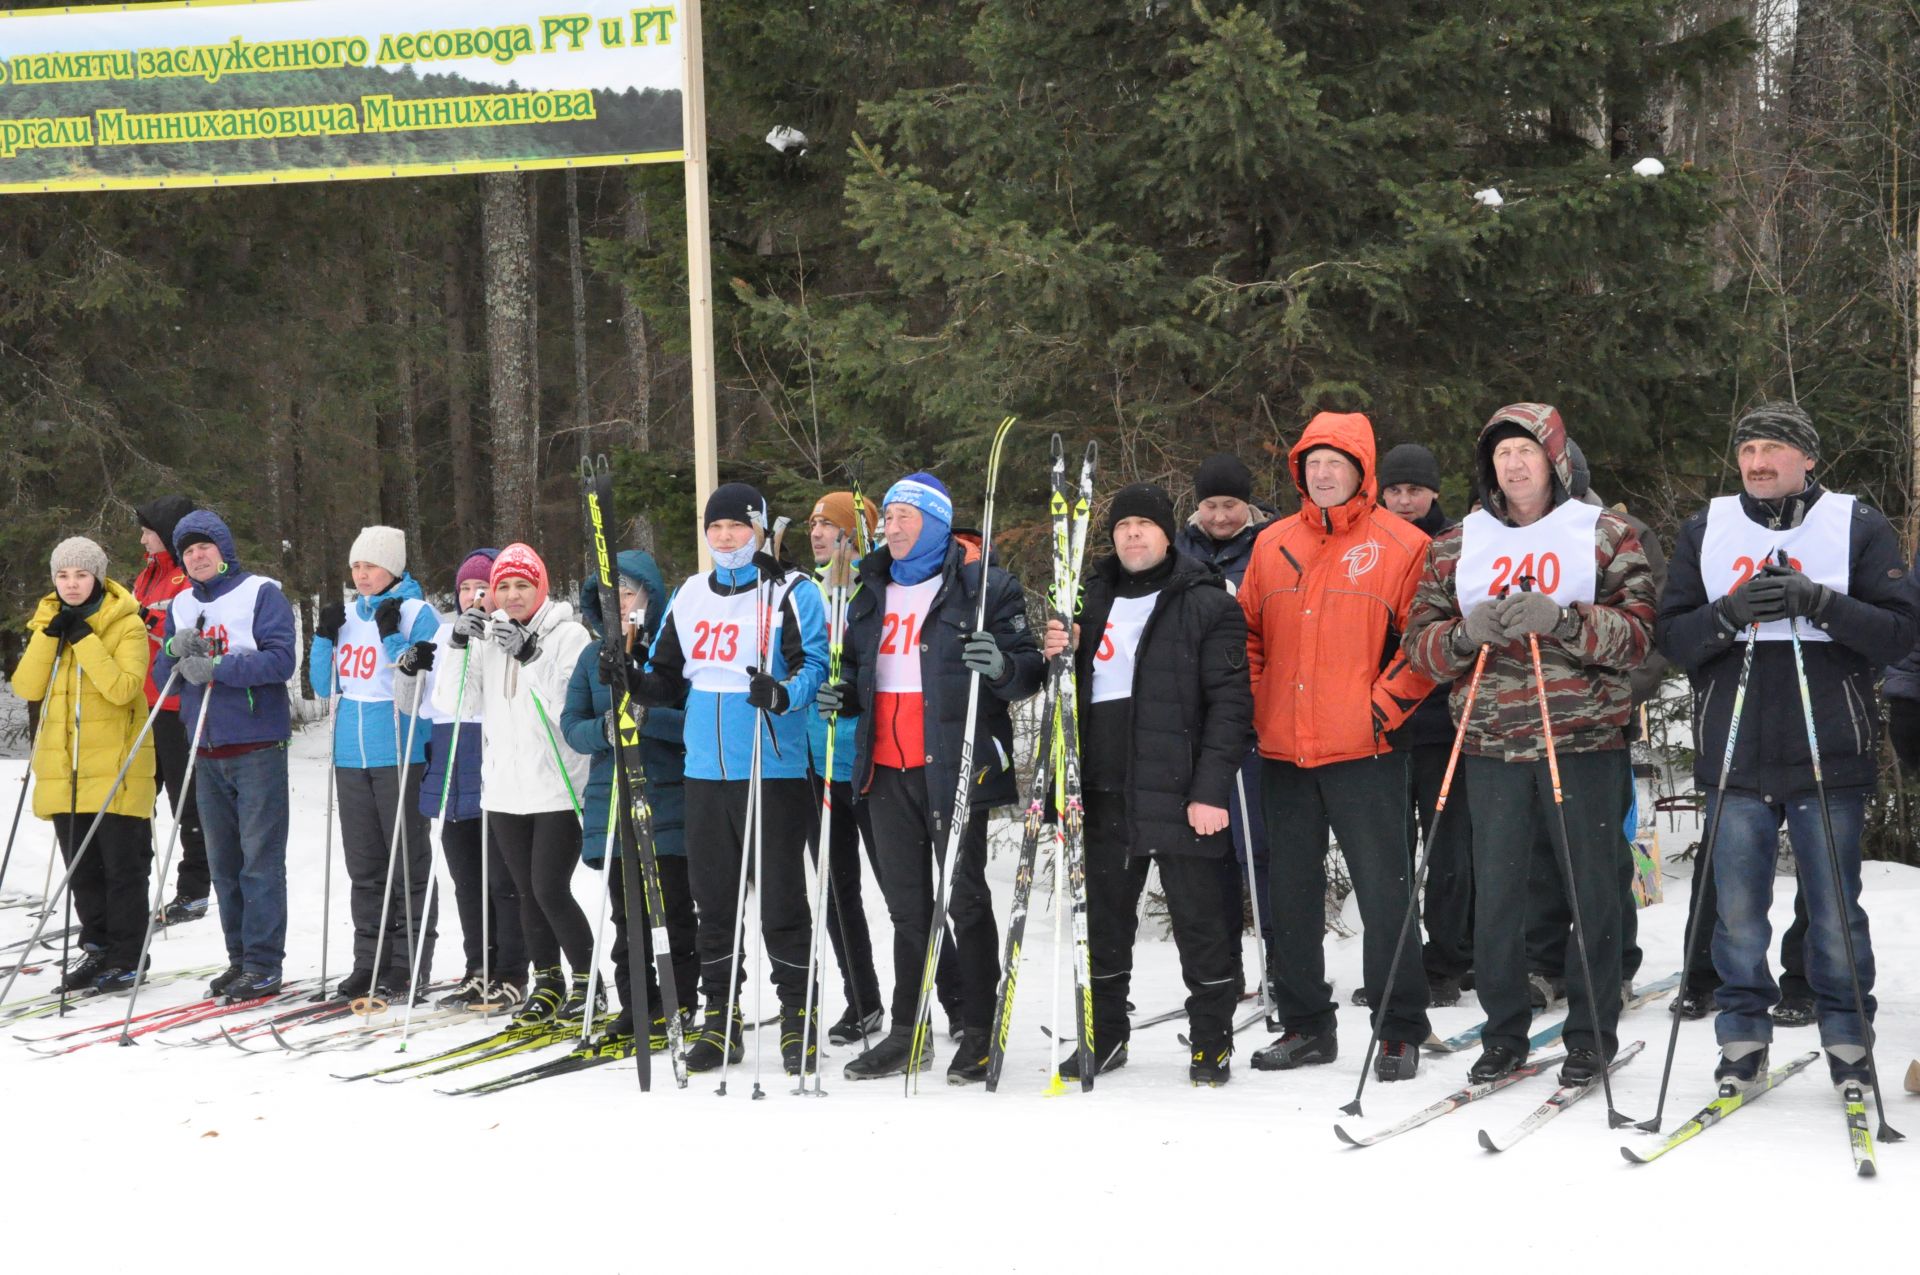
[{"left": 1404, "top": 512, "right": 1655, "bottom": 762}]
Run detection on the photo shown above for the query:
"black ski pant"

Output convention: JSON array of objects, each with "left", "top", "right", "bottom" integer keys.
[
  {"left": 335, "top": 765, "right": 436, "bottom": 981},
  {"left": 607, "top": 851, "right": 697, "bottom": 1019},
  {"left": 1406, "top": 742, "right": 1474, "bottom": 981},
  {"left": 1262, "top": 753, "right": 1430, "bottom": 1044},
  {"left": 685, "top": 777, "right": 814, "bottom": 1013},
  {"left": 151, "top": 708, "right": 208, "bottom": 900},
  {"left": 52, "top": 813, "right": 152, "bottom": 968},
  {"left": 490, "top": 810, "right": 593, "bottom": 976},
  {"left": 1226, "top": 747, "right": 1273, "bottom": 970},
  {"left": 805, "top": 773, "right": 886, "bottom": 1022},
  {"left": 1681, "top": 847, "right": 1809, "bottom": 999},
  {"left": 1086, "top": 792, "right": 1238, "bottom": 1048},
  {"left": 441, "top": 815, "right": 527, "bottom": 985},
  {"left": 865, "top": 765, "right": 999, "bottom": 1033},
  {"left": 1465, "top": 750, "right": 1625, "bottom": 1059}
]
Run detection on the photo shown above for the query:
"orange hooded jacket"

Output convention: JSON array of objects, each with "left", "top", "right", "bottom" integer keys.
[{"left": 1240, "top": 412, "right": 1438, "bottom": 768}]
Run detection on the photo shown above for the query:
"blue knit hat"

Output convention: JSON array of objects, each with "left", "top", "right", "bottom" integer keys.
[{"left": 882, "top": 473, "right": 953, "bottom": 529}]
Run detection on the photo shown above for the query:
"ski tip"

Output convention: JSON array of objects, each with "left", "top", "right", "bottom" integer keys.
[
  {"left": 1857, "top": 1159, "right": 1877, "bottom": 1178},
  {"left": 1477, "top": 1129, "right": 1501, "bottom": 1153},
  {"left": 1620, "top": 1146, "right": 1649, "bottom": 1165},
  {"left": 1332, "top": 1123, "right": 1362, "bottom": 1147}
]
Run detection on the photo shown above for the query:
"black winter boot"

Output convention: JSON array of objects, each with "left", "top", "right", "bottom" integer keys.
[
  {"left": 781, "top": 1006, "right": 818, "bottom": 1077},
  {"left": 684, "top": 1006, "right": 745, "bottom": 1072},
  {"left": 513, "top": 968, "right": 567, "bottom": 1025},
  {"left": 946, "top": 1028, "right": 991, "bottom": 1085},
  {"left": 1469, "top": 1045, "right": 1525, "bottom": 1083},
  {"left": 1251, "top": 1027, "right": 1337, "bottom": 1071},
  {"left": 1189, "top": 1036, "right": 1232, "bottom": 1087},
  {"left": 1373, "top": 1039, "right": 1419, "bottom": 1082},
  {"left": 562, "top": 971, "right": 607, "bottom": 1019},
  {"left": 1058, "top": 1040, "right": 1128, "bottom": 1081},
  {"left": 844, "top": 1028, "right": 928, "bottom": 1080}
]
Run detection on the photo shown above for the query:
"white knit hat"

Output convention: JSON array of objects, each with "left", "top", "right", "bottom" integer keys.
[
  {"left": 348, "top": 525, "right": 407, "bottom": 579},
  {"left": 50, "top": 536, "right": 108, "bottom": 583}
]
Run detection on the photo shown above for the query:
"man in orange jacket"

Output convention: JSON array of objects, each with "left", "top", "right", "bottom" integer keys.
[{"left": 1243, "top": 412, "right": 1437, "bottom": 1082}]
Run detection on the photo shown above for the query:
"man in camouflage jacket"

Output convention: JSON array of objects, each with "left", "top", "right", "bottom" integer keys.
[{"left": 1404, "top": 403, "right": 1655, "bottom": 1088}]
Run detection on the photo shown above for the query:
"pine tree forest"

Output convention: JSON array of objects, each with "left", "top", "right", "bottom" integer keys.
[{"left": 3, "top": 1, "right": 1916, "bottom": 689}]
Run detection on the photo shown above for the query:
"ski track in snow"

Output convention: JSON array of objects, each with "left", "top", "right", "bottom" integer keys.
[{"left": 1, "top": 728, "right": 1913, "bottom": 1272}]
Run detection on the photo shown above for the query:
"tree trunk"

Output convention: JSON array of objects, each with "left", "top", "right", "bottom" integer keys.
[
  {"left": 444, "top": 234, "right": 478, "bottom": 551},
  {"left": 483, "top": 172, "right": 539, "bottom": 544},
  {"left": 620, "top": 186, "right": 656, "bottom": 552},
  {"left": 389, "top": 226, "right": 422, "bottom": 563}
]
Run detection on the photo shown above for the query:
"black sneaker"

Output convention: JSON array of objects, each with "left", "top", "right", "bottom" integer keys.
[
  {"left": 161, "top": 895, "right": 209, "bottom": 925},
  {"left": 561, "top": 971, "right": 607, "bottom": 1020},
  {"left": 1469, "top": 1045, "right": 1525, "bottom": 1083},
  {"left": 335, "top": 968, "right": 376, "bottom": 1001},
  {"left": 225, "top": 970, "right": 282, "bottom": 1002},
  {"left": 512, "top": 969, "right": 567, "bottom": 1026},
  {"left": 946, "top": 1028, "right": 991, "bottom": 1085},
  {"left": 1426, "top": 975, "right": 1463, "bottom": 1008},
  {"left": 684, "top": 1007, "right": 745, "bottom": 1072},
  {"left": 1189, "top": 1038, "right": 1232, "bottom": 1087},
  {"left": 58, "top": 950, "right": 105, "bottom": 993},
  {"left": 1558, "top": 1047, "right": 1605, "bottom": 1087},
  {"left": 208, "top": 963, "right": 244, "bottom": 998},
  {"left": 1373, "top": 1039, "right": 1419, "bottom": 1082},
  {"left": 1714, "top": 1045, "right": 1767, "bottom": 1087},
  {"left": 781, "top": 1006, "right": 818, "bottom": 1076},
  {"left": 437, "top": 972, "right": 490, "bottom": 1010},
  {"left": 1772, "top": 990, "right": 1816, "bottom": 1028},
  {"left": 92, "top": 962, "right": 147, "bottom": 993},
  {"left": 1671, "top": 987, "right": 1712, "bottom": 1020},
  {"left": 1059, "top": 1040, "right": 1128, "bottom": 1080},
  {"left": 1251, "top": 1027, "right": 1337, "bottom": 1071},
  {"left": 844, "top": 1029, "right": 928, "bottom": 1080},
  {"left": 829, "top": 1004, "right": 883, "bottom": 1047}
]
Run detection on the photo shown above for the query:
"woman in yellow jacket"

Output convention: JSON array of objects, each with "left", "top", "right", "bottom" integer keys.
[{"left": 10, "top": 537, "right": 158, "bottom": 992}]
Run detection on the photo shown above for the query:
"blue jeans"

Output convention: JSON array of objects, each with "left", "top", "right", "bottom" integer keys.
[
  {"left": 1709, "top": 789, "right": 1875, "bottom": 1049},
  {"left": 198, "top": 744, "right": 290, "bottom": 977}
]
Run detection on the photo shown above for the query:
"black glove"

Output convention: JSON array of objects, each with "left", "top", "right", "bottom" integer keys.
[
  {"left": 746, "top": 667, "right": 790, "bottom": 714},
  {"left": 961, "top": 631, "right": 1008, "bottom": 683},
  {"left": 43, "top": 609, "right": 89, "bottom": 645},
  {"left": 374, "top": 597, "right": 404, "bottom": 639},
  {"left": 1758, "top": 562, "right": 1830, "bottom": 621},
  {"left": 316, "top": 602, "right": 346, "bottom": 643},
  {"left": 816, "top": 680, "right": 857, "bottom": 717},
  {"left": 394, "top": 640, "right": 436, "bottom": 676},
  {"left": 449, "top": 605, "right": 489, "bottom": 648},
  {"left": 597, "top": 647, "right": 633, "bottom": 694}
]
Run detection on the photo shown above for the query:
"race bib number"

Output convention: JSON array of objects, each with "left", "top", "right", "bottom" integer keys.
[{"left": 1456, "top": 503, "right": 1601, "bottom": 615}]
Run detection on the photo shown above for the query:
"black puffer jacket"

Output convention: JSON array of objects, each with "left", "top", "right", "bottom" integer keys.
[
  {"left": 839, "top": 534, "right": 1044, "bottom": 833},
  {"left": 1656, "top": 483, "right": 1918, "bottom": 797},
  {"left": 1071, "top": 552, "right": 1252, "bottom": 858}
]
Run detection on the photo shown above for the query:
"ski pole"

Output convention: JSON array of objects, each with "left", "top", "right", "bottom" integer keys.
[
  {"left": 1523, "top": 595, "right": 1634, "bottom": 1129},
  {"left": 0, "top": 663, "right": 181, "bottom": 1007},
  {"left": 360, "top": 693, "right": 425, "bottom": 1016},
  {"left": 0, "top": 650, "right": 58, "bottom": 900},
  {"left": 314, "top": 693, "right": 340, "bottom": 1002},
  {"left": 907, "top": 414, "right": 1018, "bottom": 1093},
  {"left": 1232, "top": 766, "right": 1270, "bottom": 1020},
  {"left": 117, "top": 681, "right": 216, "bottom": 1042},
  {"left": 1638, "top": 622, "right": 1759, "bottom": 1132},
  {"left": 1785, "top": 602, "right": 1903, "bottom": 1142},
  {"left": 1341, "top": 644, "right": 1489, "bottom": 1117},
  {"left": 716, "top": 719, "right": 759, "bottom": 1099},
  {"left": 400, "top": 643, "right": 471, "bottom": 1041}
]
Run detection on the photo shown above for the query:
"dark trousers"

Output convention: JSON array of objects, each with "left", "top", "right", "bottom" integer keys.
[
  {"left": 1227, "top": 748, "right": 1272, "bottom": 954},
  {"left": 1681, "top": 839, "right": 1809, "bottom": 998},
  {"left": 335, "top": 766, "right": 437, "bottom": 980},
  {"left": 865, "top": 765, "right": 999, "bottom": 1032},
  {"left": 441, "top": 815, "right": 527, "bottom": 984},
  {"left": 1406, "top": 743, "right": 1474, "bottom": 979},
  {"left": 1524, "top": 759, "right": 1640, "bottom": 982},
  {"left": 684, "top": 777, "right": 814, "bottom": 1012},
  {"left": 53, "top": 812, "right": 152, "bottom": 967},
  {"left": 1086, "top": 792, "right": 1238, "bottom": 1046},
  {"left": 1262, "top": 753, "right": 1430, "bottom": 1043},
  {"left": 607, "top": 851, "right": 698, "bottom": 1018},
  {"left": 490, "top": 810, "right": 593, "bottom": 975},
  {"left": 1465, "top": 750, "right": 1626, "bottom": 1058},
  {"left": 806, "top": 773, "right": 885, "bottom": 1019},
  {"left": 151, "top": 708, "right": 208, "bottom": 899},
  {"left": 1889, "top": 696, "right": 1920, "bottom": 771}
]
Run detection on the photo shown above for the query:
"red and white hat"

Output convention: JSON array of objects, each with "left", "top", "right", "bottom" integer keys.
[{"left": 488, "top": 543, "right": 550, "bottom": 616}]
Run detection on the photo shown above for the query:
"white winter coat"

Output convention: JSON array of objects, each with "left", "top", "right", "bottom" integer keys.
[{"left": 432, "top": 598, "right": 593, "bottom": 817}]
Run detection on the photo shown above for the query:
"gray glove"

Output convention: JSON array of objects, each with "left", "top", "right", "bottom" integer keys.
[
  {"left": 169, "top": 629, "right": 215, "bottom": 660},
  {"left": 961, "top": 631, "right": 1007, "bottom": 683},
  {"left": 1494, "top": 590, "right": 1568, "bottom": 638},
  {"left": 391, "top": 670, "right": 424, "bottom": 716},
  {"left": 816, "top": 681, "right": 849, "bottom": 717},
  {"left": 489, "top": 617, "right": 538, "bottom": 664},
  {"left": 178, "top": 655, "right": 217, "bottom": 686},
  {"left": 449, "top": 605, "right": 490, "bottom": 648},
  {"left": 1453, "top": 603, "right": 1505, "bottom": 653},
  {"left": 604, "top": 708, "right": 621, "bottom": 747}
]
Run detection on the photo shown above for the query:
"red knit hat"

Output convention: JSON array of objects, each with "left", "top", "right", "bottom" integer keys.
[{"left": 488, "top": 543, "right": 549, "bottom": 615}]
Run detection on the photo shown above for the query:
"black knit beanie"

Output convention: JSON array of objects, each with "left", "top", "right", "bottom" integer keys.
[
  {"left": 1193, "top": 453, "right": 1253, "bottom": 503},
  {"left": 1108, "top": 482, "right": 1178, "bottom": 545}
]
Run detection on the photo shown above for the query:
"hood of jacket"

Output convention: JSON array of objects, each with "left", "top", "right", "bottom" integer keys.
[
  {"left": 352, "top": 571, "right": 425, "bottom": 622},
  {"left": 170, "top": 510, "right": 247, "bottom": 601},
  {"left": 137, "top": 495, "right": 195, "bottom": 557},
  {"left": 1288, "top": 412, "right": 1379, "bottom": 539},
  {"left": 1475, "top": 402, "right": 1573, "bottom": 522},
  {"left": 580, "top": 548, "right": 668, "bottom": 639}
]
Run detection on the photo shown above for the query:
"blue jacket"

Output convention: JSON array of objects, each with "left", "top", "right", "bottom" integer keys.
[
  {"left": 639, "top": 561, "right": 830, "bottom": 782},
  {"left": 561, "top": 550, "right": 687, "bottom": 862},
  {"left": 807, "top": 560, "right": 861, "bottom": 784},
  {"left": 308, "top": 573, "right": 439, "bottom": 768},
  {"left": 420, "top": 719, "right": 484, "bottom": 821},
  {"left": 153, "top": 510, "right": 296, "bottom": 749}
]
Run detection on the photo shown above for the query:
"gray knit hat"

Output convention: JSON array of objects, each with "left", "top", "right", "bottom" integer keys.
[
  {"left": 1733, "top": 401, "right": 1819, "bottom": 462},
  {"left": 50, "top": 536, "right": 108, "bottom": 583}
]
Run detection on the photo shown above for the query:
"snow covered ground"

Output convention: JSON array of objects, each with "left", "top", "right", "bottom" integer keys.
[{"left": 1, "top": 723, "right": 1913, "bottom": 1273}]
